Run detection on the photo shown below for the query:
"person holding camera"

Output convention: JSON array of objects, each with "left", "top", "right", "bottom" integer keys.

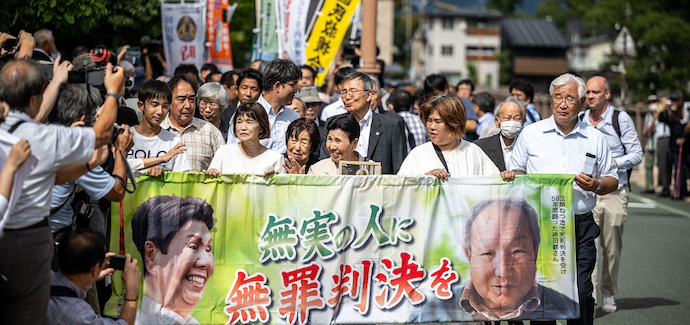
[
  {"left": 48, "top": 83, "right": 134, "bottom": 236},
  {"left": 48, "top": 229, "right": 140, "bottom": 325},
  {"left": 0, "top": 58, "right": 124, "bottom": 324}
]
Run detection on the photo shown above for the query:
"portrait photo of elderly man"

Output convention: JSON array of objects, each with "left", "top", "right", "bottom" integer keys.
[
  {"left": 410, "top": 196, "right": 578, "bottom": 323},
  {"left": 131, "top": 195, "right": 215, "bottom": 325}
]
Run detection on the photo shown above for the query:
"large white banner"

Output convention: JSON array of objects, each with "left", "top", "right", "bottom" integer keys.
[
  {"left": 162, "top": 1, "right": 207, "bottom": 76},
  {"left": 280, "top": 0, "right": 310, "bottom": 65}
]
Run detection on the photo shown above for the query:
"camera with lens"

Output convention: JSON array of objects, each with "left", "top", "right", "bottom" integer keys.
[{"left": 40, "top": 65, "right": 132, "bottom": 88}]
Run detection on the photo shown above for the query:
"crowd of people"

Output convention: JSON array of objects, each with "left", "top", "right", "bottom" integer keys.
[{"left": 0, "top": 28, "right": 688, "bottom": 325}]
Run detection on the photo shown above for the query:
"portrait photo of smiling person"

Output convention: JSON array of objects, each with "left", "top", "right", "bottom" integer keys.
[
  {"left": 131, "top": 195, "right": 215, "bottom": 325},
  {"left": 410, "top": 196, "right": 578, "bottom": 323}
]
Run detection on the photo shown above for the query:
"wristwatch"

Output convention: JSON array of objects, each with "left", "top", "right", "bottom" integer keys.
[{"left": 593, "top": 179, "right": 602, "bottom": 194}]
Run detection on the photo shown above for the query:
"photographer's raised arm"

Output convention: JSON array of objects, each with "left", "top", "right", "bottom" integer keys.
[
  {"left": 92, "top": 63, "right": 124, "bottom": 147},
  {"left": 35, "top": 59, "right": 73, "bottom": 122},
  {"left": 15, "top": 30, "right": 34, "bottom": 59},
  {"left": 104, "top": 125, "right": 134, "bottom": 202}
]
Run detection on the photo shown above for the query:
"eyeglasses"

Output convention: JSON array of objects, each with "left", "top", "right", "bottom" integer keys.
[
  {"left": 199, "top": 100, "right": 220, "bottom": 109},
  {"left": 283, "top": 81, "right": 298, "bottom": 88},
  {"left": 552, "top": 96, "right": 579, "bottom": 106},
  {"left": 340, "top": 89, "right": 368, "bottom": 98}
]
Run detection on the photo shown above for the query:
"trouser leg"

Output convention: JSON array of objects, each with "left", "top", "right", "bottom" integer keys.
[
  {"left": 644, "top": 150, "right": 655, "bottom": 190},
  {"left": 0, "top": 224, "right": 53, "bottom": 325},
  {"left": 593, "top": 188, "right": 627, "bottom": 296},
  {"left": 657, "top": 138, "right": 671, "bottom": 191},
  {"left": 569, "top": 214, "right": 599, "bottom": 325}
]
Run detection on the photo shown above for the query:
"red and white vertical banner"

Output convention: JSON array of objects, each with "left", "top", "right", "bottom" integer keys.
[
  {"left": 207, "top": 0, "right": 237, "bottom": 72},
  {"left": 280, "top": 0, "right": 311, "bottom": 65},
  {"left": 161, "top": 1, "right": 207, "bottom": 76}
]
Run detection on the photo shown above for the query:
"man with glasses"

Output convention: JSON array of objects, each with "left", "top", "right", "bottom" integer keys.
[
  {"left": 227, "top": 59, "right": 301, "bottom": 154},
  {"left": 320, "top": 71, "right": 408, "bottom": 174},
  {"left": 502, "top": 73, "right": 618, "bottom": 325},
  {"left": 161, "top": 75, "right": 225, "bottom": 171}
]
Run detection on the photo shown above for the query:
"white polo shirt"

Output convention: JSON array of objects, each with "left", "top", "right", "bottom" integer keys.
[{"left": 508, "top": 116, "right": 618, "bottom": 215}]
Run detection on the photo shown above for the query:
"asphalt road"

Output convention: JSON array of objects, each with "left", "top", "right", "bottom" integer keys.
[{"left": 589, "top": 185, "right": 690, "bottom": 325}]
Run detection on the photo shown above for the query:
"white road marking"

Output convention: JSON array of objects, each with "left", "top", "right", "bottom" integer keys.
[{"left": 628, "top": 192, "right": 690, "bottom": 219}]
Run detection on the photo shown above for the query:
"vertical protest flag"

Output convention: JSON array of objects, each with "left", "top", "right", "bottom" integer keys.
[
  {"left": 161, "top": 1, "right": 207, "bottom": 76},
  {"left": 207, "top": 0, "right": 238, "bottom": 72},
  {"left": 259, "top": 0, "right": 280, "bottom": 60},
  {"left": 305, "top": 0, "right": 362, "bottom": 86},
  {"left": 280, "top": 0, "right": 311, "bottom": 65}
]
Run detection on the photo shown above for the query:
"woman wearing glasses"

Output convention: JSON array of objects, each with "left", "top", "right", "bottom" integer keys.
[
  {"left": 197, "top": 82, "right": 231, "bottom": 141},
  {"left": 397, "top": 93, "right": 499, "bottom": 180}
]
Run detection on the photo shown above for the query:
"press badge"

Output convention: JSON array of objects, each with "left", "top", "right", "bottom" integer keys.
[{"left": 583, "top": 153, "right": 596, "bottom": 177}]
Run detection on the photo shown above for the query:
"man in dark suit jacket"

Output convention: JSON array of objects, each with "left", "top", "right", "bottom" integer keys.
[
  {"left": 319, "top": 72, "right": 408, "bottom": 174},
  {"left": 475, "top": 98, "right": 526, "bottom": 172}
]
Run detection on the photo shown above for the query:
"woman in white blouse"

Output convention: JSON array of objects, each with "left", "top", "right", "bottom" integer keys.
[
  {"left": 204, "top": 102, "right": 283, "bottom": 176},
  {"left": 398, "top": 93, "right": 499, "bottom": 179},
  {"left": 308, "top": 114, "right": 363, "bottom": 175}
]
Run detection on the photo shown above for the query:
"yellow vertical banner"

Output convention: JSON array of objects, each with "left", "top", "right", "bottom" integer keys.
[{"left": 305, "top": 0, "right": 361, "bottom": 86}]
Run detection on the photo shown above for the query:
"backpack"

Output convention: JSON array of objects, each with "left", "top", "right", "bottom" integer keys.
[{"left": 580, "top": 109, "right": 633, "bottom": 189}]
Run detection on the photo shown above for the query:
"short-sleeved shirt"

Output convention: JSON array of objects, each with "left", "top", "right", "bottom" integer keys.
[
  {"left": 160, "top": 116, "right": 224, "bottom": 171},
  {"left": 127, "top": 127, "right": 192, "bottom": 177},
  {"left": 0, "top": 111, "right": 95, "bottom": 228},
  {"left": 508, "top": 116, "right": 618, "bottom": 214},
  {"left": 49, "top": 166, "right": 115, "bottom": 232}
]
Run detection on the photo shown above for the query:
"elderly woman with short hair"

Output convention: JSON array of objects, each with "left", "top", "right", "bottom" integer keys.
[
  {"left": 282, "top": 118, "right": 321, "bottom": 174},
  {"left": 197, "top": 82, "right": 231, "bottom": 141},
  {"left": 397, "top": 93, "right": 499, "bottom": 180}
]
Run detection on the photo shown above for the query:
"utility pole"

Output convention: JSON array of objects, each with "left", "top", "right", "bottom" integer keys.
[{"left": 359, "top": 0, "right": 380, "bottom": 75}]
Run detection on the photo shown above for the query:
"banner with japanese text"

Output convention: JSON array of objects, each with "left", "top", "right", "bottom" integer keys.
[
  {"left": 161, "top": 1, "right": 207, "bottom": 76},
  {"left": 258, "top": 0, "right": 280, "bottom": 61},
  {"left": 305, "top": 0, "right": 361, "bottom": 86},
  {"left": 279, "top": 0, "right": 310, "bottom": 65},
  {"left": 206, "top": 0, "right": 237, "bottom": 72},
  {"left": 105, "top": 173, "right": 579, "bottom": 324}
]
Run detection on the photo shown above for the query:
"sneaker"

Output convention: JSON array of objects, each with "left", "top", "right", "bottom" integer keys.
[{"left": 602, "top": 294, "right": 617, "bottom": 313}]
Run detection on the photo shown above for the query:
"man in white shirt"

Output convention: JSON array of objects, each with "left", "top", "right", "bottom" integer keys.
[
  {"left": 227, "top": 59, "right": 301, "bottom": 154},
  {"left": 319, "top": 67, "right": 355, "bottom": 123},
  {"left": 127, "top": 80, "right": 192, "bottom": 177},
  {"left": 503, "top": 73, "right": 618, "bottom": 325},
  {"left": 161, "top": 75, "right": 224, "bottom": 171},
  {"left": 0, "top": 59, "right": 125, "bottom": 324},
  {"left": 581, "top": 76, "right": 642, "bottom": 313}
]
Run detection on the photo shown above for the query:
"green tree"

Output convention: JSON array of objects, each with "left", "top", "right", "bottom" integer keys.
[
  {"left": 487, "top": 0, "right": 523, "bottom": 15},
  {"left": 537, "top": 0, "right": 690, "bottom": 100},
  {"left": 1, "top": 0, "right": 255, "bottom": 68}
]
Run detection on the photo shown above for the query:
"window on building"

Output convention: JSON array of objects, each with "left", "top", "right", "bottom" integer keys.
[
  {"left": 443, "top": 18, "right": 454, "bottom": 30},
  {"left": 442, "top": 45, "right": 453, "bottom": 56},
  {"left": 466, "top": 46, "right": 496, "bottom": 56},
  {"left": 428, "top": 45, "right": 433, "bottom": 55}
]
